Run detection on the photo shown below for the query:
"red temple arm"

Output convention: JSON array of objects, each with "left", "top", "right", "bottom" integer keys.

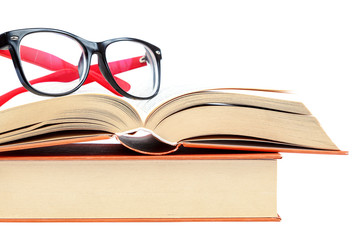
[
  {"left": 0, "top": 46, "right": 146, "bottom": 77},
  {"left": 0, "top": 47, "right": 146, "bottom": 107}
]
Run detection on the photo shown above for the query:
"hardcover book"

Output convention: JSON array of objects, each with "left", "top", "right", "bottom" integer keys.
[
  {"left": 0, "top": 88, "right": 346, "bottom": 155},
  {"left": 0, "top": 144, "right": 281, "bottom": 222}
]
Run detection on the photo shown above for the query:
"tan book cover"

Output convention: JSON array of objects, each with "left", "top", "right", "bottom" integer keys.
[{"left": 0, "top": 144, "right": 281, "bottom": 222}]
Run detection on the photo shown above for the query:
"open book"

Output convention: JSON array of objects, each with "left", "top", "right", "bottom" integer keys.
[{"left": 0, "top": 88, "right": 345, "bottom": 155}]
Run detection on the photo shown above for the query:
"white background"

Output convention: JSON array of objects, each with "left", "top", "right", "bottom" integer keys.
[{"left": 0, "top": 0, "right": 359, "bottom": 239}]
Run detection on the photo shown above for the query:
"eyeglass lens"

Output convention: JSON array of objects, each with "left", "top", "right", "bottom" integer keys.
[
  {"left": 106, "top": 41, "right": 159, "bottom": 98},
  {"left": 19, "top": 32, "right": 86, "bottom": 95}
]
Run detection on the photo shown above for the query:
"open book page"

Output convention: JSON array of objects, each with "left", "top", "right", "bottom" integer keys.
[
  {"left": 129, "top": 85, "right": 303, "bottom": 122},
  {"left": 144, "top": 88, "right": 310, "bottom": 129},
  {"left": 126, "top": 85, "right": 208, "bottom": 120}
]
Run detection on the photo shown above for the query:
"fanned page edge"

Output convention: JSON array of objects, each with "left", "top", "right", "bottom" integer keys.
[{"left": 0, "top": 93, "right": 143, "bottom": 138}]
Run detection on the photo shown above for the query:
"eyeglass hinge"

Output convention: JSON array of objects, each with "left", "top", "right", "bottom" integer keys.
[
  {"left": 10, "top": 35, "right": 19, "bottom": 41},
  {"left": 139, "top": 56, "right": 146, "bottom": 63}
]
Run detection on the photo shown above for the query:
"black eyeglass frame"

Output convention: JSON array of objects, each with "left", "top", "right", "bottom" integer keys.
[{"left": 0, "top": 28, "right": 162, "bottom": 100}]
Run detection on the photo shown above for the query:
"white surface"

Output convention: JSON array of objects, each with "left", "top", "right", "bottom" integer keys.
[{"left": 0, "top": 1, "right": 358, "bottom": 239}]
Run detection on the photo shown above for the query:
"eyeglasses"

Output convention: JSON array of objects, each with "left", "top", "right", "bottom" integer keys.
[{"left": 0, "top": 28, "right": 162, "bottom": 105}]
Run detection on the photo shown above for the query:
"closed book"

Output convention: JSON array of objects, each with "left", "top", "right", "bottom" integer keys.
[{"left": 0, "top": 144, "right": 281, "bottom": 222}]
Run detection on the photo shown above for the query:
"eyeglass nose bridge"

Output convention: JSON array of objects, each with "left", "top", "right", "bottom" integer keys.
[
  {"left": 96, "top": 51, "right": 125, "bottom": 94},
  {"left": 82, "top": 42, "right": 130, "bottom": 98}
]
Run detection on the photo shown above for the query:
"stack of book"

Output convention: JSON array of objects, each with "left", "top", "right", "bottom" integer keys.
[{"left": 0, "top": 89, "right": 346, "bottom": 222}]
